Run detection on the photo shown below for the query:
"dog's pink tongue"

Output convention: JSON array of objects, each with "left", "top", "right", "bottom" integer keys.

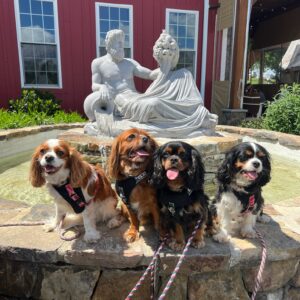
[
  {"left": 136, "top": 150, "right": 149, "bottom": 157},
  {"left": 166, "top": 169, "right": 179, "bottom": 180},
  {"left": 246, "top": 171, "right": 258, "bottom": 180}
]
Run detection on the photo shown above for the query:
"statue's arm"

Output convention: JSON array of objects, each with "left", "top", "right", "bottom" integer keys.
[{"left": 131, "top": 59, "right": 158, "bottom": 80}]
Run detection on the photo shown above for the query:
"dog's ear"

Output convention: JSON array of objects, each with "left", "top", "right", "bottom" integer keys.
[
  {"left": 108, "top": 137, "right": 120, "bottom": 179},
  {"left": 69, "top": 148, "right": 90, "bottom": 187},
  {"left": 257, "top": 149, "right": 271, "bottom": 187},
  {"left": 186, "top": 149, "right": 204, "bottom": 190},
  {"left": 29, "top": 150, "right": 45, "bottom": 187},
  {"left": 217, "top": 151, "right": 235, "bottom": 185},
  {"left": 149, "top": 147, "right": 165, "bottom": 188}
]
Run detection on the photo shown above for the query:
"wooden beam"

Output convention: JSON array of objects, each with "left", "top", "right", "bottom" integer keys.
[{"left": 230, "top": 0, "right": 249, "bottom": 109}]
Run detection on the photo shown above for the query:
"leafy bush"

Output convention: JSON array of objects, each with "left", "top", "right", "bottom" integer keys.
[
  {"left": 262, "top": 84, "right": 300, "bottom": 135},
  {"left": 8, "top": 89, "right": 61, "bottom": 116},
  {"left": 0, "top": 109, "right": 86, "bottom": 129},
  {"left": 240, "top": 118, "right": 264, "bottom": 129}
]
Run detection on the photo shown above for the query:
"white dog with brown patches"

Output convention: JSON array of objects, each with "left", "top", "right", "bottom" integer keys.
[{"left": 29, "top": 139, "right": 125, "bottom": 243}]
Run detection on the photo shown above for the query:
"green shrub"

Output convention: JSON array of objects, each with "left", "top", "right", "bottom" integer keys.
[
  {"left": 0, "top": 109, "right": 86, "bottom": 129},
  {"left": 8, "top": 89, "right": 61, "bottom": 116},
  {"left": 263, "top": 84, "right": 300, "bottom": 135},
  {"left": 240, "top": 118, "right": 264, "bottom": 129}
]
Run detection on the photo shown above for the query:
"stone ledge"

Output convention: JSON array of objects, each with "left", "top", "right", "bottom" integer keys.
[
  {"left": 217, "top": 125, "right": 300, "bottom": 150},
  {"left": 0, "top": 123, "right": 85, "bottom": 141},
  {"left": 0, "top": 198, "right": 300, "bottom": 299}
]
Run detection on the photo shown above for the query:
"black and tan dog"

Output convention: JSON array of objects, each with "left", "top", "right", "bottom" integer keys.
[{"left": 150, "top": 141, "right": 209, "bottom": 251}]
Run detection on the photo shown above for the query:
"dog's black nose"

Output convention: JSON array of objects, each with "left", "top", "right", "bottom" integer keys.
[
  {"left": 45, "top": 155, "right": 54, "bottom": 163},
  {"left": 142, "top": 136, "right": 148, "bottom": 143},
  {"left": 170, "top": 157, "right": 178, "bottom": 164},
  {"left": 252, "top": 161, "right": 260, "bottom": 168}
]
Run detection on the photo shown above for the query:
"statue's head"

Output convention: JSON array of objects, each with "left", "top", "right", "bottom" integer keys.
[
  {"left": 153, "top": 30, "right": 179, "bottom": 70},
  {"left": 105, "top": 29, "right": 125, "bottom": 62}
]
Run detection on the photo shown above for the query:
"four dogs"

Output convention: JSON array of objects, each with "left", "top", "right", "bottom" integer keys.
[{"left": 30, "top": 131, "right": 271, "bottom": 249}]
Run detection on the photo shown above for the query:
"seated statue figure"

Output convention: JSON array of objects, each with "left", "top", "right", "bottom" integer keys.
[
  {"left": 83, "top": 29, "right": 157, "bottom": 134},
  {"left": 84, "top": 29, "right": 218, "bottom": 138}
]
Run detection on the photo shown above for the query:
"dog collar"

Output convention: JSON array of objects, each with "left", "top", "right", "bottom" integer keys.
[
  {"left": 115, "top": 171, "right": 148, "bottom": 208},
  {"left": 158, "top": 188, "right": 195, "bottom": 218}
]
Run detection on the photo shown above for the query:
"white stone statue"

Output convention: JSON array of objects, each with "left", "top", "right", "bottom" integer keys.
[{"left": 84, "top": 29, "right": 218, "bottom": 138}]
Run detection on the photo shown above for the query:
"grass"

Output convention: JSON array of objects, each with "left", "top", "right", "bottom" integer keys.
[{"left": 0, "top": 109, "right": 86, "bottom": 130}]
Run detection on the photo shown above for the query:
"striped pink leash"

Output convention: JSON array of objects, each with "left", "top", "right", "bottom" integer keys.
[
  {"left": 125, "top": 237, "right": 168, "bottom": 300},
  {"left": 251, "top": 227, "right": 267, "bottom": 300},
  {"left": 157, "top": 218, "right": 202, "bottom": 300}
]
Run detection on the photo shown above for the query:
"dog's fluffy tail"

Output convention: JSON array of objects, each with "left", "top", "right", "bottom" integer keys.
[{"left": 61, "top": 214, "right": 83, "bottom": 230}]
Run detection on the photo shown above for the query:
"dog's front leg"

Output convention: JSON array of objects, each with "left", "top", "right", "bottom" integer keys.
[
  {"left": 124, "top": 208, "right": 139, "bottom": 242},
  {"left": 44, "top": 203, "right": 65, "bottom": 232},
  {"left": 240, "top": 213, "right": 257, "bottom": 238},
  {"left": 82, "top": 202, "right": 101, "bottom": 243}
]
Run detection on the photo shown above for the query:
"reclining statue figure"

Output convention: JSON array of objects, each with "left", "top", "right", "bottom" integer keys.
[{"left": 83, "top": 29, "right": 218, "bottom": 138}]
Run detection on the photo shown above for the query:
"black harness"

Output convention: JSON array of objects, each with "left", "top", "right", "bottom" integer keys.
[
  {"left": 232, "top": 189, "right": 259, "bottom": 214},
  {"left": 115, "top": 171, "right": 148, "bottom": 208},
  {"left": 53, "top": 181, "right": 87, "bottom": 214},
  {"left": 158, "top": 187, "right": 196, "bottom": 220}
]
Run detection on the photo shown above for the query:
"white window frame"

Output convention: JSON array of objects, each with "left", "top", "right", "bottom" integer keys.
[
  {"left": 14, "top": 0, "right": 62, "bottom": 89},
  {"left": 95, "top": 2, "right": 133, "bottom": 58},
  {"left": 166, "top": 8, "right": 199, "bottom": 81}
]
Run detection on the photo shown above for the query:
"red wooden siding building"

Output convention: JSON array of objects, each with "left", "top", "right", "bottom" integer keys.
[{"left": 0, "top": 0, "right": 218, "bottom": 114}]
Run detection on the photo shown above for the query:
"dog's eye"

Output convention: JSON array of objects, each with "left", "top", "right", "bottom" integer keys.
[
  {"left": 40, "top": 149, "right": 46, "bottom": 155},
  {"left": 162, "top": 152, "right": 170, "bottom": 159},
  {"left": 56, "top": 150, "right": 64, "bottom": 157},
  {"left": 127, "top": 134, "right": 136, "bottom": 141}
]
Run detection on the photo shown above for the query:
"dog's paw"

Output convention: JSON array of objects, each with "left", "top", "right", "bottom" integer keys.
[
  {"left": 192, "top": 239, "right": 205, "bottom": 249},
  {"left": 44, "top": 223, "right": 57, "bottom": 232},
  {"left": 107, "top": 215, "right": 125, "bottom": 229},
  {"left": 257, "top": 214, "right": 271, "bottom": 224},
  {"left": 168, "top": 239, "right": 185, "bottom": 251},
  {"left": 241, "top": 228, "right": 256, "bottom": 239},
  {"left": 124, "top": 229, "right": 139, "bottom": 243},
  {"left": 213, "top": 230, "right": 230, "bottom": 243},
  {"left": 84, "top": 230, "right": 101, "bottom": 243}
]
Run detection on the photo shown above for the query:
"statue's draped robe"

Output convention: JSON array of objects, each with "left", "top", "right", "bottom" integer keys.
[{"left": 112, "top": 68, "right": 217, "bottom": 137}]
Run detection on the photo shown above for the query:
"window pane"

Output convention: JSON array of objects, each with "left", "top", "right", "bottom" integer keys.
[
  {"left": 110, "top": 7, "right": 119, "bottom": 20},
  {"left": 110, "top": 20, "right": 119, "bottom": 30},
  {"left": 20, "top": 14, "right": 31, "bottom": 27},
  {"left": 47, "top": 72, "right": 58, "bottom": 84},
  {"left": 187, "top": 14, "right": 195, "bottom": 26},
  {"left": 32, "top": 28, "right": 44, "bottom": 42},
  {"left": 44, "top": 16, "right": 54, "bottom": 29},
  {"left": 34, "top": 44, "right": 46, "bottom": 58},
  {"left": 31, "top": 0, "right": 42, "bottom": 14},
  {"left": 21, "top": 27, "right": 33, "bottom": 42},
  {"left": 37, "top": 71, "right": 47, "bottom": 84},
  {"left": 124, "top": 48, "right": 131, "bottom": 58},
  {"left": 169, "top": 12, "right": 177, "bottom": 25},
  {"left": 178, "top": 38, "right": 185, "bottom": 48},
  {"left": 45, "top": 45, "right": 57, "bottom": 58},
  {"left": 44, "top": 29, "right": 55, "bottom": 43},
  {"left": 178, "top": 26, "right": 186, "bottom": 37},
  {"left": 100, "top": 33, "right": 106, "bottom": 46},
  {"left": 169, "top": 25, "right": 177, "bottom": 38},
  {"left": 178, "top": 13, "right": 186, "bottom": 25},
  {"left": 22, "top": 44, "right": 34, "bottom": 57},
  {"left": 19, "top": 0, "right": 30, "bottom": 13},
  {"left": 100, "top": 20, "right": 109, "bottom": 33},
  {"left": 24, "top": 58, "right": 35, "bottom": 70},
  {"left": 24, "top": 71, "right": 36, "bottom": 84},
  {"left": 120, "top": 8, "right": 129, "bottom": 21},
  {"left": 36, "top": 58, "right": 46, "bottom": 71},
  {"left": 187, "top": 26, "right": 195, "bottom": 38},
  {"left": 42, "top": 1, "right": 53, "bottom": 15},
  {"left": 99, "top": 47, "right": 106, "bottom": 56},
  {"left": 186, "top": 38, "right": 194, "bottom": 49},
  {"left": 120, "top": 21, "right": 129, "bottom": 35},
  {"left": 46, "top": 58, "right": 57, "bottom": 71},
  {"left": 32, "top": 15, "right": 43, "bottom": 27},
  {"left": 100, "top": 6, "right": 109, "bottom": 19}
]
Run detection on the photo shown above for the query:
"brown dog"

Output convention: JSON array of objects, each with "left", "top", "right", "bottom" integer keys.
[{"left": 108, "top": 128, "right": 159, "bottom": 242}]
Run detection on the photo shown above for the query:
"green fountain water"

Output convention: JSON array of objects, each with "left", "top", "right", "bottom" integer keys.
[{"left": 0, "top": 152, "right": 299, "bottom": 206}]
